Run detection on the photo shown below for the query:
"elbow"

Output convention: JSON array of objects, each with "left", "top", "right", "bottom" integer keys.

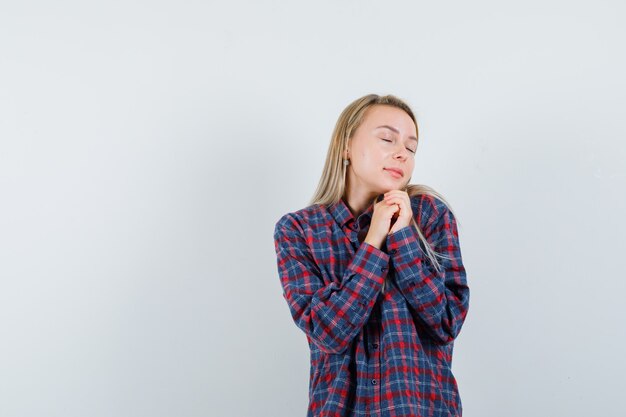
[
  {"left": 302, "top": 310, "right": 359, "bottom": 354},
  {"left": 432, "top": 308, "right": 470, "bottom": 345},
  {"left": 290, "top": 317, "right": 354, "bottom": 354},
  {"left": 429, "top": 332, "right": 457, "bottom": 346},
  {"left": 293, "top": 316, "right": 354, "bottom": 354},
  {"left": 308, "top": 323, "right": 354, "bottom": 353},
  {"left": 308, "top": 321, "right": 356, "bottom": 354},
  {"left": 313, "top": 338, "right": 352, "bottom": 354},
  {"left": 423, "top": 309, "right": 469, "bottom": 346},
  {"left": 424, "top": 323, "right": 463, "bottom": 345},
  {"left": 432, "top": 291, "right": 470, "bottom": 345}
]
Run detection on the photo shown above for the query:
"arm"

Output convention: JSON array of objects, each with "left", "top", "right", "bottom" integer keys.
[
  {"left": 386, "top": 199, "right": 470, "bottom": 345},
  {"left": 273, "top": 214, "right": 389, "bottom": 354}
]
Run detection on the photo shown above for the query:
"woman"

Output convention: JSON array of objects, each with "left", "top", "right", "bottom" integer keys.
[{"left": 273, "top": 94, "right": 470, "bottom": 417}]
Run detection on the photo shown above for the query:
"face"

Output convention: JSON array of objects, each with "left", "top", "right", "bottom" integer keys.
[{"left": 345, "top": 104, "right": 417, "bottom": 195}]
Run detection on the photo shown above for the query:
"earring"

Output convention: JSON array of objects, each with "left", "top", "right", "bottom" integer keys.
[{"left": 343, "top": 159, "right": 350, "bottom": 166}]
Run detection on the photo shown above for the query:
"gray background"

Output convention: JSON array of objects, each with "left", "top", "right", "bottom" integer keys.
[{"left": 1, "top": 1, "right": 625, "bottom": 416}]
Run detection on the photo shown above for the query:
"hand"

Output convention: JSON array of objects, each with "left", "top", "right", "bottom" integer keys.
[
  {"left": 382, "top": 190, "right": 413, "bottom": 235},
  {"left": 364, "top": 194, "right": 401, "bottom": 249}
]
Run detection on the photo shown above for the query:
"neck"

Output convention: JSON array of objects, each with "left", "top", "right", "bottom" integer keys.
[{"left": 343, "top": 185, "right": 381, "bottom": 218}]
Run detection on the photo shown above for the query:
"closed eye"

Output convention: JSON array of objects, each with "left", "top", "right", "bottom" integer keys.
[{"left": 381, "top": 138, "right": 416, "bottom": 154}]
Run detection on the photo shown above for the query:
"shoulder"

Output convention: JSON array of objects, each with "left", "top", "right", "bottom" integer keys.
[
  {"left": 410, "top": 192, "right": 449, "bottom": 214},
  {"left": 409, "top": 193, "right": 453, "bottom": 231},
  {"left": 274, "top": 203, "right": 325, "bottom": 238}
]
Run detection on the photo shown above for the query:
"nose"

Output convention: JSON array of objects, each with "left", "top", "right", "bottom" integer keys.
[{"left": 393, "top": 145, "right": 409, "bottom": 160}]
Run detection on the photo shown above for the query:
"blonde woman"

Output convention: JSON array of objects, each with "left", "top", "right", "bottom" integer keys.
[{"left": 273, "top": 94, "right": 470, "bottom": 417}]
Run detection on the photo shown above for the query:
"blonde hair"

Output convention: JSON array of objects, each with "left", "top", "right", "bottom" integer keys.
[{"left": 309, "top": 93, "right": 457, "bottom": 273}]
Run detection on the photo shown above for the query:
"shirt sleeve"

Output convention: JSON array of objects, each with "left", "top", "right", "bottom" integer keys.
[
  {"left": 274, "top": 214, "right": 390, "bottom": 354},
  {"left": 386, "top": 199, "right": 470, "bottom": 345}
]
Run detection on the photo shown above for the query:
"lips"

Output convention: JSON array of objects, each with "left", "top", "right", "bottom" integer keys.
[{"left": 384, "top": 167, "right": 404, "bottom": 177}]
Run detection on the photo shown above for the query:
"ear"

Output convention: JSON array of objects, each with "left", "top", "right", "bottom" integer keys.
[{"left": 343, "top": 138, "right": 351, "bottom": 159}]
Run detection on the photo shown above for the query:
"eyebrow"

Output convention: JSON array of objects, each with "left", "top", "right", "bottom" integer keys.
[{"left": 375, "top": 125, "right": 418, "bottom": 142}]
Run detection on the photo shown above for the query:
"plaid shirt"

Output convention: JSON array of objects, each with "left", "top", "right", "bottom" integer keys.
[{"left": 273, "top": 193, "right": 470, "bottom": 417}]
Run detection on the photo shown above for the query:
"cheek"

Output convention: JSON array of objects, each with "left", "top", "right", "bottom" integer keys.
[{"left": 358, "top": 152, "right": 383, "bottom": 172}]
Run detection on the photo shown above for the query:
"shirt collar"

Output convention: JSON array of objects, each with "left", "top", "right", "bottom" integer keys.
[{"left": 327, "top": 194, "right": 383, "bottom": 229}]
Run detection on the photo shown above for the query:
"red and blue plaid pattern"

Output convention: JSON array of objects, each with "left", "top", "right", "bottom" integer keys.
[{"left": 274, "top": 193, "right": 470, "bottom": 417}]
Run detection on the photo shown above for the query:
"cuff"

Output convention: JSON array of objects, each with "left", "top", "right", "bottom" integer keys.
[
  {"left": 386, "top": 225, "right": 428, "bottom": 271},
  {"left": 345, "top": 241, "right": 390, "bottom": 304}
]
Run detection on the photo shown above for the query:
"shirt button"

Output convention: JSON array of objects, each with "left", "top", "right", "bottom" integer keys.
[
  {"left": 381, "top": 266, "right": 387, "bottom": 272},
  {"left": 390, "top": 249, "right": 397, "bottom": 255},
  {"left": 372, "top": 343, "right": 378, "bottom": 349},
  {"left": 371, "top": 379, "right": 377, "bottom": 385}
]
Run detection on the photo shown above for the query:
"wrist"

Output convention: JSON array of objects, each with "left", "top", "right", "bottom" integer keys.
[{"left": 364, "top": 236, "right": 383, "bottom": 249}]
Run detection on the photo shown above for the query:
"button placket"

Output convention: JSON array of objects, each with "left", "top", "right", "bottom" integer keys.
[{"left": 367, "top": 303, "right": 383, "bottom": 411}]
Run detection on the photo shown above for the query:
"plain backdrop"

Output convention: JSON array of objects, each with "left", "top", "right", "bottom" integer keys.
[{"left": 1, "top": 1, "right": 625, "bottom": 416}]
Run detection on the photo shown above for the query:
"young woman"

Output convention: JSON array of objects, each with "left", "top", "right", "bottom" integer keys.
[{"left": 273, "top": 94, "right": 470, "bottom": 417}]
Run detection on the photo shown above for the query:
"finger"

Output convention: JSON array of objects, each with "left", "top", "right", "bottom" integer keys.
[
  {"left": 384, "top": 196, "right": 408, "bottom": 207},
  {"left": 383, "top": 200, "right": 403, "bottom": 211},
  {"left": 384, "top": 198, "right": 410, "bottom": 216},
  {"left": 385, "top": 189, "right": 408, "bottom": 197},
  {"left": 382, "top": 203, "right": 400, "bottom": 215},
  {"left": 384, "top": 192, "right": 408, "bottom": 202}
]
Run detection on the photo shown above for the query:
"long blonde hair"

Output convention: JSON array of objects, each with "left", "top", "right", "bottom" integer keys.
[{"left": 309, "top": 93, "right": 457, "bottom": 273}]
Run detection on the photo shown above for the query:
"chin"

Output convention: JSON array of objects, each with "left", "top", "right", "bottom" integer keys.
[{"left": 386, "top": 181, "right": 406, "bottom": 189}]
